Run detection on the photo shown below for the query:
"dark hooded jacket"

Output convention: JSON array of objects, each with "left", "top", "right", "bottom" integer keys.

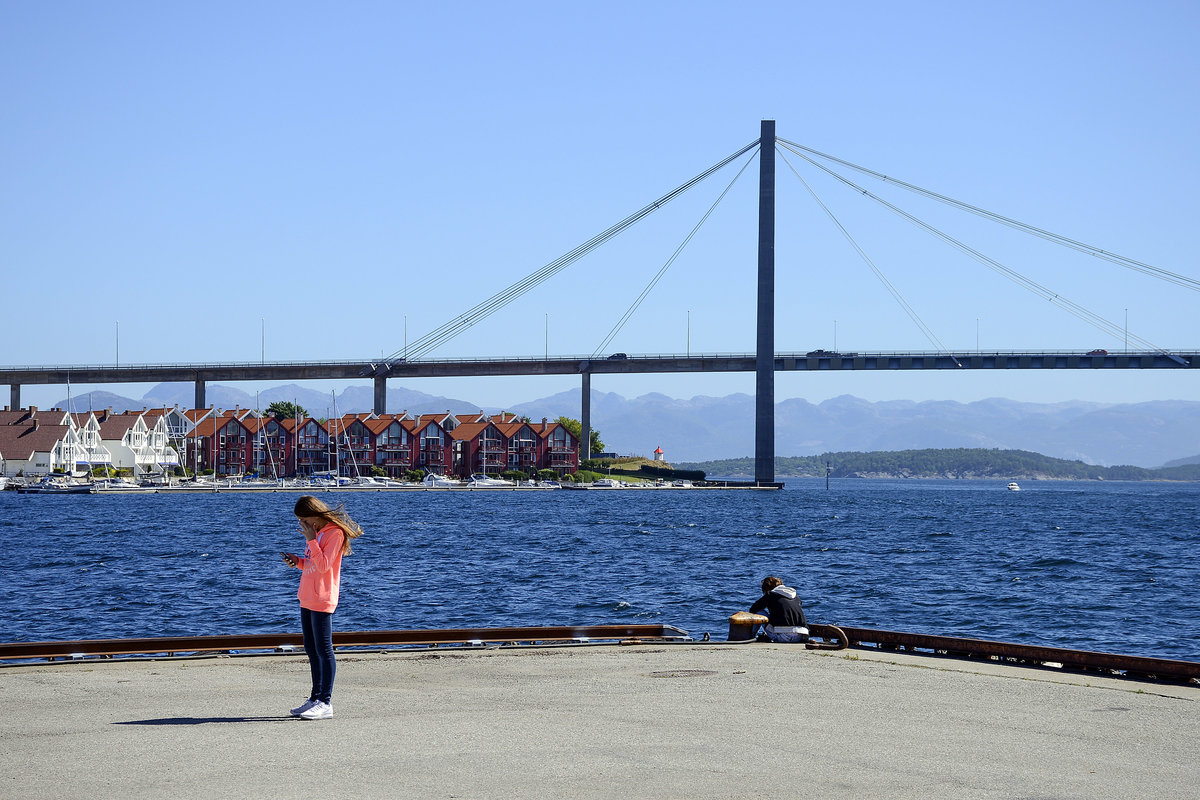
[{"left": 749, "top": 584, "right": 807, "bottom": 627}]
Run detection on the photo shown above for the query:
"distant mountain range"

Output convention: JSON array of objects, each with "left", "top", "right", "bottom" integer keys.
[{"left": 52, "top": 383, "right": 1200, "bottom": 469}]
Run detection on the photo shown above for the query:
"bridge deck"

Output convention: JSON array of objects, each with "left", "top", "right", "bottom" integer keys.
[{"left": 2, "top": 350, "right": 1195, "bottom": 385}]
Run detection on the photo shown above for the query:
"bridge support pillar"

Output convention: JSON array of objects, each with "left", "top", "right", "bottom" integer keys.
[
  {"left": 373, "top": 375, "right": 387, "bottom": 415},
  {"left": 194, "top": 379, "right": 206, "bottom": 410},
  {"left": 581, "top": 371, "right": 591, "bottom": 461},
  {"left": 9, "top": 384, "right": 19, "bottom": 410},
  {"left": 754, "top": 119, "right": 776, "bottom": 485}
]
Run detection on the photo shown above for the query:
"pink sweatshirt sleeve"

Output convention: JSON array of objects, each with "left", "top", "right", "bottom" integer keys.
[{"left": 304, "top": 524, "right": 343, "bottom": 572}]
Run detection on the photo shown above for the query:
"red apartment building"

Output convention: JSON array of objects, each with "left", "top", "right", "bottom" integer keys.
[{"left": 182, "top": 409, "right": 579, "bottom": 479}]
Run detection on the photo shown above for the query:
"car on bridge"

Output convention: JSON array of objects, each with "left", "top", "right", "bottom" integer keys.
[
  {"left": 1086, "top": 349, "right": 1108, "bottom": 356},
  {"left": 607, "top": 353, "right": 628, "bottom": 360}
]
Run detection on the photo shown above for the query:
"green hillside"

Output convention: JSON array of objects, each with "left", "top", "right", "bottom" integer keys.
[{"left": 677, "top": 448, "right": 1200, "bottom": 481}]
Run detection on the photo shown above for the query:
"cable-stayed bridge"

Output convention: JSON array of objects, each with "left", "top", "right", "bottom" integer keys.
[
  {"left": 4, "top": 121, "right": 1196, "bottom": 483},
  {"left": 4, "top": 347, "right": 1195, "bottom": 481}
]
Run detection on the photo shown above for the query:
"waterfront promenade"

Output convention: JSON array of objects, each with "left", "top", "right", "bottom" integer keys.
[{"left": 2, "top": 643, "right": 1196, "bottom": 799}]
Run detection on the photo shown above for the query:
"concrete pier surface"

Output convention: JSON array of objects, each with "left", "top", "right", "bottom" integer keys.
[{"left": 2, "top": 643, "right": 1196, "bottom": 799}]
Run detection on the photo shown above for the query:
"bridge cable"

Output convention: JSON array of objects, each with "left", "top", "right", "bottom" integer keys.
[
  {"left": 385, "top": 140, "right": 760, "bottom": 363},
  {"left": 592, "top": 149, "right": 757, "bottom": 358},
  {"left": 777, "top": 138, "right": 1200, "bottom": 293},
  {"left": 779, "top": 143, "right": 1179, "bottom": 359},
  {"left": 777, "top": 147, "right": 961, "bottom": 365},
  {"left": 785, "top": 143, "right": 1174, "bottom": 357}
]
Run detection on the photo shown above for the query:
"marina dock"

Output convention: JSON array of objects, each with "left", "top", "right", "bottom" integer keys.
[{"left": 2, "top": 643, "right": 1195, "bottom": 799}]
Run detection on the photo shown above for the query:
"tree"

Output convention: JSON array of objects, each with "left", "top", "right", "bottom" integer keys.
[
  {"left": 555, "top": 416, "right": 604, "bottom": 455},
  {"left": 267, "top": 401, "right": 308, "bottom": 419}
]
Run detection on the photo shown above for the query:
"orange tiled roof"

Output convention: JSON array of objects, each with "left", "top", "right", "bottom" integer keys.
[
  {"left": 187, "top": 416, "right": 249, "bottom": 438},
  {"left": 537, "top": 422, "right": 570, "bottom": 441},
  {"left": 412, "top": 416, "right": 449, "bottom": 433},
  {"left": 186, "top": 419, "right": 217, "bottom": 438},
  {"left": 447, "top": 421, "right": 491, "bottom": 442},
  {"left": 362, "top": 417, "right": 409, "bottom": 435},
  {"left": 494, "top": 421, "right": 536, "bottom": 438}
]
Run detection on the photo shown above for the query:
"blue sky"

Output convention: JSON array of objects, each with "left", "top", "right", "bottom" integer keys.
[{"left": 3, "top": 2, "right": 1198, "bottom": 409}]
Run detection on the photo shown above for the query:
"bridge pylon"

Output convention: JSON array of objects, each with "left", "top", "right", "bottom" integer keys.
[{"left": 755, "top": 119, "right": 776, "bottom": 484}]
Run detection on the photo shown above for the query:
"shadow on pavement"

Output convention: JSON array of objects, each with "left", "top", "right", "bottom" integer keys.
[{"left": 114, "top": 716, "right": 296, "bottom": 725}]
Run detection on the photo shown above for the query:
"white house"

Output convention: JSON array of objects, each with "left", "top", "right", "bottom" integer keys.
[
  {"left": 96, "top": 410, "right": 180, "bottom": 476},
  {"left": 0, "top": 418, "right": 73, "bottom": 476},
  {"left": 146, "top": 406, "right": 193, "bottom": 440},
  {"left": 67, "top": 412, "right": 114, "bottom": 473},
  {"left": 0, "top": 407, "right": 114, "bottom": 476}
]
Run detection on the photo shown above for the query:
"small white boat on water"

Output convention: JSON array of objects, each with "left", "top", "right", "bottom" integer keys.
[
  {"left": 422, "top": 473, "right": 463, "bottom": 488},
  {"left": 308, "top": 470, "right": 355, "bottom": 487},
  {"left": 350, "top": 476, "right": 403, "bottom": 488},
  {"left": 467, "top": 473, "right": 514, "bottom": 488},
  {"left": 90, "top": 477, "right": 154, "bottom": 493},
  {"left": 1007, "top": 482, "right": 1021, "bottom": 491},
  {"left": 18, "top": 476, "right": 93, "bottom": 494}
]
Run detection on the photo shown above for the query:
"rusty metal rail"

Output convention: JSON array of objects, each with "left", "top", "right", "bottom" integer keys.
[
  {"left": 4, "top": 623, "right": 1196, "bottom": 685},
  {"left": 0, "top": 624, "right": 691, "bottom": 664},
  {"left": 837, "top": 626, "right": 1200, "bottom": 684}
]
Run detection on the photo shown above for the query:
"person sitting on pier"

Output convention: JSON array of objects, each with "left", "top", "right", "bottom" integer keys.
[{"left": 749, "top": 576, "right": 809, "bottom": 643}]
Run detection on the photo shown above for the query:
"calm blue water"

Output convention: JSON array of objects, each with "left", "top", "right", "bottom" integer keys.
[{"left": 2, "top": 480, "right": 1197, "bottom": 661}]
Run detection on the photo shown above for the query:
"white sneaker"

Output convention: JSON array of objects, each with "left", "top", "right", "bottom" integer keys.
[
  {"left": 290, "top": 699, "right": 318, "bottom": 717},
  {"left": 299, "top": 702, "right": 333, "bottom": 720}
]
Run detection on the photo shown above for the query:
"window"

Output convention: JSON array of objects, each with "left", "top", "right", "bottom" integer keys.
[{"left": 422, "top": 424, "right": 442, "bottom": 446}]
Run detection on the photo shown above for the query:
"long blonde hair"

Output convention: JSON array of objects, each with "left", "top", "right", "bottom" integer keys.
[{"left": 294, "top": 495, "right": 364, "bottom": 555}]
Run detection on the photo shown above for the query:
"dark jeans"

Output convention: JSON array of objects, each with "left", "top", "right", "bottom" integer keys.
[{"left": 300, "top": 607, "right": 336, "bottom": 704}]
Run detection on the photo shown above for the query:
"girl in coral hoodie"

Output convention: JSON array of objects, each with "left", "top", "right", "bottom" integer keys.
[{"left": 281, "top": 495, "right": 364, "bottom": 720}]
